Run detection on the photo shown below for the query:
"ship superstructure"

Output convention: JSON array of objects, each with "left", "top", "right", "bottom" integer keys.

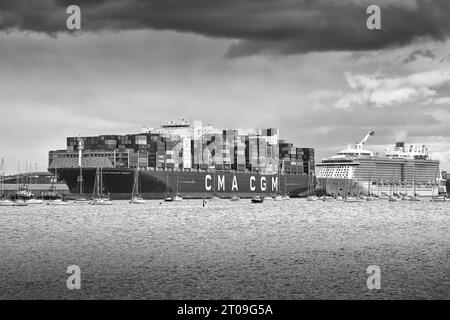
[
  {"left": 317, "top": 131, "right": 447, "bottom": 197},
  {"left": 48, "top": 120, "right": 315, "bottom": 199}
]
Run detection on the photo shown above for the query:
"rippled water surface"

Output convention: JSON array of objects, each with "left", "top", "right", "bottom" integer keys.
[{"left": 0, "top": 199, "right": 448, "bottom": 299}]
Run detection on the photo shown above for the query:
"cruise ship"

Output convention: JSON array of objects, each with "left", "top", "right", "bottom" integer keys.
[
  {"left": 48, "top": 120, "right": 315, "bottom": 199},
  {"left": 316, "top": 131, "right": 447, "bottom": 197}
]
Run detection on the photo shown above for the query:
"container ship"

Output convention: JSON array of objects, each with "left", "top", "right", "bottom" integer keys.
[
  {"left": 316, "top": 131, "right": 447, "bottom": 197},
  {"left": 48, "top": 120, "right": 315, "bottom": 199}
]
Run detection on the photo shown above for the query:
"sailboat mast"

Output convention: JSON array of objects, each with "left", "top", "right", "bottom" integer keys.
[
  {"left": 176, "top": 170, "right": 179, "bottom": 194},
  {"left": 78, "top": 136, "right": 84, "bottom": 197},
  {"left": 132, "top": 153, "right": 139, "bottom": 198},
  {"left": 0, "top": 158, "right": 4, "bottom": 196},
  {"left": 404, "top": 162, "right": 407, "bottom": 195},
  {"left": 344, "top": 177, "right": 347, "bottom": 198},
  {"left": 100, "top": 167, "right": 103, "bottom": 196},
  {"left": 93, "top": 167, "right": 98, "bottom": 198},
  {"left": 165, "top": 174, "right": 168, "bottom": 197},
  {"left": 136, "top": 151, "right": 140, "bottom": 196},
  {"left": 278, "top": 168, "right": 281, "bottom": 195},
  {"left": 16, "top": 162, "right": 19, "bottom": 192}
]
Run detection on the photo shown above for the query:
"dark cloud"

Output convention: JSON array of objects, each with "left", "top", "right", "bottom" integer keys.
[
  {"left": 403, "top": 49, "right": 436, "bottom": 64},
  {"left": 1, "top": 0, "right": 450, "bottom": 56}
]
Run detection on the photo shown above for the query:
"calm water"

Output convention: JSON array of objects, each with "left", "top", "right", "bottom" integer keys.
[{"left": 0, "top": 199, "right": 448, "bottom": 300}]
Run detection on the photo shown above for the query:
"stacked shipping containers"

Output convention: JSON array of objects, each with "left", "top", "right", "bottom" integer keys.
[{"left": 65, "top": 123, "right": 314, "bottom": 175}]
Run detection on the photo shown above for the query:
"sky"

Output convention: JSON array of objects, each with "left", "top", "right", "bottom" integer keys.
[{"left": 1, "top": 0, "right": 450, "bottom": 173}]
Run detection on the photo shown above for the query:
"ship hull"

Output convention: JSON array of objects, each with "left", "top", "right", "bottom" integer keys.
[
  {"left": 317, "top": 156, "right": 446, "bottom": 197},
  {"left": 56, "top": 168, "right": 311, "bottom": 200},
  {"left": 318, "top": 178, "right": 444, "bottom": 197}
]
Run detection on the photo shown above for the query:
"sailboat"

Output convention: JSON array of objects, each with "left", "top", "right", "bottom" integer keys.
[
  {"left": 389, "top": 180, "right": 402, "bottom": 202},
  {"left": 378, "top": 180, "right": 389, "bottom": 200},
  {"left": 0, "top": 158, "right": 13, "bottom": 206},
  {"left": 130, "top": 165, "right": 146, "bottom": 204},
  {"left": 45, "top": 168, "right": 68, "bottom": 205},
  {"left": 173, "top": 170, "right": 183, "bottom": 201},
  {"left": 305, "top": 172, "right": 318, "bottom": 201},
  {"left": 211, "top": 194, "right": 222, "bottom": 201},
  {"left": 164, "top": 174, "right": 173, "bottom": 202},
  {"left": 388, "top": 169, "right": 401, "bottom": 202},
  {"left": 410, "top": 160, "right": 421, "bottom": 201},
  {"left": 273, "top": 194, "right": 283, "bottom": 201},
  {"left": 401, "top": 165, "right": 412, "bottom": 200},
  {"left": 91, "top": 167, "right": 113, "bottom": 205},
  {"left": 430, "top": 167, "right": 446, "bottom": 202},
  {"left": 365, "top": 172, "right": 377, "bottom": 201},
  {"left": 11, "top": 162, "right": 34, "bottom": 204},
  {"left": 22, "top": 162, "right": 43, "bottom": 205},
  {"left": 282, "top": 174, "right": 290, "bottom": 200},
  {"left": 345, "top": 180, "right": 363, "bottom": 202},
  {"left": 74, "top": 138, "right": 90, "bottom": 204},
  {"left": 42, "top": 167, "right": 64, "bottom": 202},
  {"left": 230, "top": 195, "right": 240, "bottom": 201},
  {"left": 322, "top": 176, "right": 336, "bottom": 202}
]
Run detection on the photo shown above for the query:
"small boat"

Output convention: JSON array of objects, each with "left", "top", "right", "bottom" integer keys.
[
  {"left": 91, "top": 198, "right": 113, "bottom": 205},
  {"left": 27, "top": 198, "right": 44, "bottom": 205},
  {"left": 171, "top": 171, "right": 183, "bottom": 201},
  {"left": 230, "top": 195, "right": 240, "bottom": 202},
  {"left": 74, "top": 197, "right": 91, "bottom": 204},
  {"left": 164, "top": 196, "right": 174, "bottom": 202},
  {"left": 13, "top": 200, "right": 28, "bottom": 206},
  {"left": 366, "top": 196, "right": 378, "bottom": 201},
  {"left": 345, "top": 197, "right": 364, "bottom": 203},
  {"left": 335, "top": 195, "right": 344, "bottom": 201},
  {"left": 91, "top": 167, "right": 113, "bottom": 205},
  {"left": 130, "top": 165, "right": 146, "bottom": 204},
  {"left": 379, "top": 193, "right": 390, "bottom": 200},
  {"left": 282, "top": 195, "right": 290, "bottom": 201},
  {"left": 430, "top": 195, "right": 447, "bottom": 202},
  {"left": 263, "top": 195, "right": 274, "bottom": 201},
  {"left": 410, "top": 195, "right": 422, "bottom": 202},
  {"left": 47, "top": 199, "right": 69, "bottom": 206},
  {"left": 389, "top": 196, "right": 402, "bottom": 202},
  {"left": 322, "top": 196, "right": 335, "bottom": 202},
  {"left": 306, "top": 195, "right": 319, "bottom": 201},
  {"left": 274, "top": 195, "right": 283, "bottom": 201},
  {"left": 0, "top": 199, "right": 14, "bottom": 206},
  {"left": 251, "top": 196, "right": 264, "bottom": 203},
  {"left": 130, "top": 196, "right": 146, "bottom": 204}
]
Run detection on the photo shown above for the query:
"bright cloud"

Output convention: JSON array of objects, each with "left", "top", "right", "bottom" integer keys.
[
  {"left": 433, "top": 97, "right": 450, "bottom": 105},
  {"left": 334, "top": 70, "right": 450, "bottom": 109}
]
